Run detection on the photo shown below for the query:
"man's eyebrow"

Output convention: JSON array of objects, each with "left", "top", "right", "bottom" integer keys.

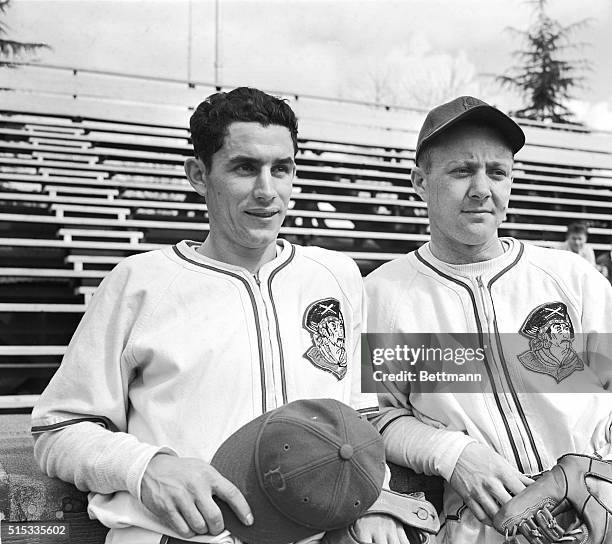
[
  {"left": 275, "top": 157, "right": 296, "bottom": 166},
  {"left": 445, "top": 159, "right": 471, "bottom": 167},
  {"left": 487, "top": 160, "right": 513, "bottom": 168},
  {"left": 226, "top": 155, "right": 260, "bottom": 165},
  {"left": 225, "top": 155, "right": 296, "bottom": 166}
]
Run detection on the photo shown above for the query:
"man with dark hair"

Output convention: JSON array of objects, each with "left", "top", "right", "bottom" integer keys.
[
  {"left": 189, "top": 87, "right": 299, "bottom": 171},
  {"left": 31, "top": 87, "right": 390, "bottom": 544},
  {"left": 559, "top": 221, "right": 596, "bottom": 265},
  {"left": 367, "top": 96, "right": 612, "bottom": 543}
]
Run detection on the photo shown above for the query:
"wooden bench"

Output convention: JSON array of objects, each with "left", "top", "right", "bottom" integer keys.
[
  {"left": 39, "top": 164, "right": 108, "bottom": 180},
  {"left": 3, "top": 140, "right": 187, "bottom": 164},
  {"left": 0, "top": 267, "right": 107, "bottom": 279},
  {"left": 512, "top": 182, "right": 612, "bottom": 198},
  {"left": 0, "top": 346, "right": 66, "bottom": 356},
  {"left": 51, "top": 203, "right": 131, "bottom": 221},
  {"left": 2, "top": 211, "right": 210, "bottom": 231},
  {"left": 66, "top": 255, "right": 123, "bottom": 271},
  {"left": 0, "top": 172, "right": 189, "bottom": 192},
  {"left": 29, "top": 136, "right": 91, "bottom": 149},
  {"left": 299, "top": 151, "right": 413, "bottom": 173},
  {"left": 26, "top": 123, "right": 85, "bottom": 135},
  {"left": 0, "top": 394, "right": 40, "bottom": 410},
  {"left": 0, "top": 236, "right": 158, "bottom": 252},
  {"left": 0, "top": 124, "right": 189, "bottom": 150},
  {"left": 58, "top": 228, "right": 144, "bottom": 244},
  {"left": 0, "top": 190, "right": 204, "bottom": 212},
  {"left": 0, "top": 112, "right": 187, "bottom": 138},
  {"left": 0, "top": 303, "right": 86, "bottom": 313},
  {"left": 34, "top": 150, "right": 100, "bottom": 164},
  {"left": 519, "top": 161, "right": 612, "bottom": 180},
  {"left": 513, "top": 171, "right": 612, "bottom": 189},
  {"left": 3, "top": 156, "right": 182, "bottom": 179},
  {"left": 44, "top": 185, "right": 119, "bottom": 200},
  {"left": 301, "top": 140, "right": 414, "bottom": 161}
]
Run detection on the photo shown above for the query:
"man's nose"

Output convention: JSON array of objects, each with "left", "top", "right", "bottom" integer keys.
[
  {"left": 468, "top": 168, "right": 492, "bottom": 200},
  {"left": 253, "top": 169, "right": 276, "bottom": 202}
]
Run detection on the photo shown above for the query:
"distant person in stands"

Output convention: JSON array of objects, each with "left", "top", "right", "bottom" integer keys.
[
  {"left": 559, "top": 221, "right": 596, "bottom": 265},
  {"left": 30, "top": 87, "right": 403, "bottom": 544},
  {"left": 596, "top": 236, "right": 612, "bottom": 283}
]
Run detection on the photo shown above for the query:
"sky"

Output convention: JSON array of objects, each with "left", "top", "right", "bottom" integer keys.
[{"left": 3, "top": 0, "right": 612, "bottom": 129}]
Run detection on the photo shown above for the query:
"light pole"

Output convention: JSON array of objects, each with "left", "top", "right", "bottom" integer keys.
[
  {"left": 214, "top": 0, "right": 222, "bottom": 90},
  {"left": 187, "top": 0, "right": 193, "bottom": 83}
]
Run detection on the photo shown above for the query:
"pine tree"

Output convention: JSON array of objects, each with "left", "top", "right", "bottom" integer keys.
[
  {"left": 1, "top": 0, "right": 48, "bottom": 67},
  {"left": 498, "top": 0, "right": 591, "bottom": 124}
]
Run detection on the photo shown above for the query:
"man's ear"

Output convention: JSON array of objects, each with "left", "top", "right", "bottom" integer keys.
[
  {"left": 184, "top": 157, "right": 208, "bottom": 199},
  {"left": 411, "top": 166, "right": 428, "bottom": 203}
]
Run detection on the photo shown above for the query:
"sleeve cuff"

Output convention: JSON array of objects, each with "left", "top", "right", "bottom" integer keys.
[
  {"left": 434, "top": 434, "right": 477, "bottom": 482},
  {"left": 129, "top": 444, "right": 178, "bottom": 501}
]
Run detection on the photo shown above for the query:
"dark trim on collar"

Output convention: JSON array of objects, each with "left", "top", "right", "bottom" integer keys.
[
  {"left": 488, "top": 241, "right": 525, "bottom": 288},
  {"left": 171, "top": 245, "right": 267, "bottom": 414},
  {"left": 414, "top": 250, "right": 483, "bottom": 336},
  {"left": 176, "top": 240, "right": 293, "bottom": 276}
]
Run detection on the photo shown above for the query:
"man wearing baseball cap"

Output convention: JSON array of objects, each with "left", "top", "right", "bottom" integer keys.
[{"left": 366, "top": 96, "right": 612, "bottom": 543}]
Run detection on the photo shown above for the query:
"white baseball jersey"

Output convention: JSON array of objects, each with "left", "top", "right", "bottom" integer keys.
[
  {"left": 32, "top": 239, "right": 378, "bottom": 544},
  {"left": 366, "top": 238, "right": 612, "bottom": 544}
]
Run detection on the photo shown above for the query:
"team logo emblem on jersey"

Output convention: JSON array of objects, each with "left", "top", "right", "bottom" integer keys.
[
  {"left": 302, "top": 298, "right": 347, "bottom": 380},
  {"left": 517, "top": 301, "right": 583, "bottom": 382}
]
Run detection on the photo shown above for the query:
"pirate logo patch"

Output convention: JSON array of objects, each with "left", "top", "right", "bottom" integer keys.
[
  {"left": 302, "top": 298, "right": 347, "bottom": 380},
  {"left": 517, "top": 301, "right": 583, "bottom": 383}
]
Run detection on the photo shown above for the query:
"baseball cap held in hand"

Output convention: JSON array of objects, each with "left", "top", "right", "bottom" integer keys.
[
  {"left": 415, "top": 96, "right": 525, "bottom": 164},
  {"left": 210, "top": 398, "right": 386, "bottom": 544}
]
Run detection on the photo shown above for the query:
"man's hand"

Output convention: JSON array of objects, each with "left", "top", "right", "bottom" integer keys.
[
  {"left": 353, "top": 514, "right": 411, "bottom": 544},
  {"left": 450, "top": 442, "right": 534, "bottom": 527},
  {"left": 140, "top": 454, "right": 253, "bottom": 539}
]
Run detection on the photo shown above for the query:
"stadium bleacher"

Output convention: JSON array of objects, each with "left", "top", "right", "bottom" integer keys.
[{"left": 1, "top": 65, "right": 612, "bottom": 407}]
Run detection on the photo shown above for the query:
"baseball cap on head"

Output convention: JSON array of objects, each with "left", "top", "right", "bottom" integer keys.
[
  {"left": 210, "top": 398, "right": 386, "bottom": 544},
  {"left": 415, "top": 96, "right": 525, "bottom": 165}
]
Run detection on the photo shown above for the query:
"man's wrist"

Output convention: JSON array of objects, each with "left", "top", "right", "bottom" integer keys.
[
  {"left": 135, "top": 446, "right": 178, "bottom": 500},
  {"left": 436, "top": 436, "right": 478, "bottom": 482}
]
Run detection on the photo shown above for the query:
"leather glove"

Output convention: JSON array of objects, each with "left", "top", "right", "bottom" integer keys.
[{"left": 493, "top": 454, "right": 612, "bottom": 544}]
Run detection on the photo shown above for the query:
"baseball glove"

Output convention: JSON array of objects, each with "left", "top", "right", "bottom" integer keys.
[
  {"left": 493, "top": 454, "right": 612, "bottom": 544},
  {"left": 322, "top": 489, "right": 439, "bottom": 544}
]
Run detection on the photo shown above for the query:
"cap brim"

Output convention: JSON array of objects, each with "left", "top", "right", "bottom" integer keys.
[
  {"left": 417, "top": 104, "right": 525, "bottom": 161},
  {"left": 211, "top": 411, "right": 319, "bottom": 544}
]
